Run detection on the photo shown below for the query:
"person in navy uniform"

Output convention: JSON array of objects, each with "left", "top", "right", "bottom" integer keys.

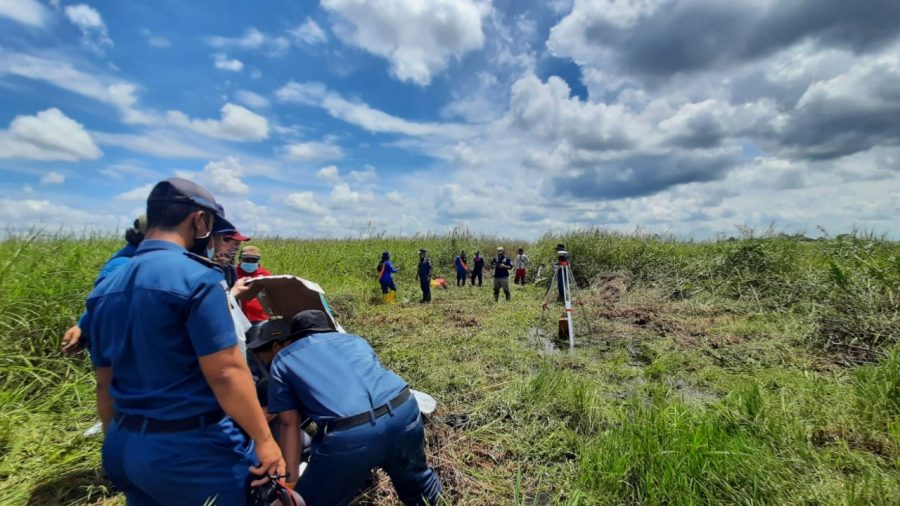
[
  {"left": 416, "top": 248, "right": 432, "bottom": 303},
  {"left": 490, "top": 246, "right": 513, "bottom": 302},
  {"left": 249, "top": 310, "right": 442, "bottom": 506},
  {"left": 61, "top": 215, "right": 147, "bottom": 354},
  {"left": 470, "top": 251, "right": 484, "bottom": 287},
  {"left": 83, "top": 178, "right": 285, "bottom": 506}
]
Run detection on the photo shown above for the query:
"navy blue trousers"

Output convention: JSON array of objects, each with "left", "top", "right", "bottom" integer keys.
[
  {"left": 298, "top": 397, "right": 441, "bottom": 506},
  {"left": 380, "top": 280, "right": 397, "bottom": 294},
  {"left": 419, "top": 279, "right": 431, "bottom": 302},
  {"left": 102, "top": 417, "right": 255, "bottom": 506}
]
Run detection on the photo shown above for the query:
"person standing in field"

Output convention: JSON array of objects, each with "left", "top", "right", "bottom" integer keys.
[
  {"left": 61, "top": 215, "right": 147, "bottom": 354},
  {"left": 237, "top": 245, "right": 273, "bottom": 323},
  {"left": 514, "top": 248, "right": 530, "bottom": 285},
  {"left": 417, "top": 248, "right": 432, "bottom": 303},
  {"left": 454, "top": 250, "right": 468, "bottom": 287},
  {"left": 491, "top": 246, "right": 513, "bottom": 302},
  {"left": 82, "top": 178, "right": 284, "bottom": 505},
  {"left": 470, "top": 251, "right": 484, "bottom": 287},
  {"left": 377, "top": 251, "right": 399, "bottom": 304}
]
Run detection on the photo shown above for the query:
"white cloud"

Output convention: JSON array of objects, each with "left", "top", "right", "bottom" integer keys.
[
  {"left": 234, "top": 89, "right": 270, "bottom": 109},
  {"left": 167, "top": 104, "right": 269, "bottom": 142},
  {"left": 290, "top": 18, "right": 327, "bottom": 45},
  {"left": 0, "top": 108, "right": 102, "bottom": 161},
  {"left": 64, "top": 4, "right": 113, "bottom": 53},
  {"left": 206, "top": 27, "right": 291, "bottom": 56},
  {"left": 386, "top": 191, "right": 404, "bottom": 205},
  {"left": 322, "top": 0, "right": 490, "bottom": 85},
  {"left": 330, "top": 182, "right": 373, "bottom": 204},
  {"left": 214, "top": 53, "right": 244, "bottom": 72},
  {"left": 285, "top": 141, "right": 344, "bottom": 162},
  {"left": 285, "top": 192, "right": 327, "bottom": 214},
  {"left": 207, "top": 28, "right": 266, "bottom": 49},
  {"left": 276, "top": 81, "right": 466, "bottom": 137},
  {"left": 40, "top": 171, "right": 65, "bottom": 185},
  {"left": 0, "top": 198, "right": 96, "bottom": 227},
  {"left": 147, "top": 36, "right": 170, "bottom": 48},
  {"left": 349, "top": 165, "right": 377, "bottom": 184},
  {"left": 316, "top": 165, "right": 340, "bottom": 182},
  {"left": 0, "top": 0, "right": 47, "bottom": 27},
  {"left": 178, "top": 157, "right": 250, "bottom": 196},
  {"left": 0, "top": 51, "right": 153, "bottom": 124},
  {"left": 93, "top": 131, "right": 210, "bottom": 158},
  {"left": 115, "top": 183, "right": 155, "bottom": 201}
]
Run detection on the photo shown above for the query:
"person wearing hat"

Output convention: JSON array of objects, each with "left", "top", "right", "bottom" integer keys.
[
  {"left": 210, "top": 207, "right": 251, "bottom": 289},
  {"left": 62, "top": 215, "right": 148, "bottom": 354},
  {"left": 470, "top": 250, "right": 485, "bottom": 287},
  {"left": 416, "top": 248, "right": 432, "bottom": 303},
  {"left": 82, "top": 177, "right": 284, "bottom": 505},
  {"left": 377, "top": 251, "right": 399, "bottom": 304},
  {"left": 490, "top": 246, "right": 513, "bottom": 302},
  {"left": 249, "top": 310, "right": 442, "bottom": 505},
  {"left": 237, "top": 245, "right": 273, "bottom": 323}
]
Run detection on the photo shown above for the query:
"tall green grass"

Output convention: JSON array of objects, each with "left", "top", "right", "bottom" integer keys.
[{"left": 0, "top": 228, "right": 897, "bottom": 505}]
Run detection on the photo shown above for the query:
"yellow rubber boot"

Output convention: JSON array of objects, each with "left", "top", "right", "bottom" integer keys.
[
  {"left": 382, "top": 293, "right": 389, "bottom": 304},
  {"left": 388, "top": 290, "right": 397, "bottom": 304}
]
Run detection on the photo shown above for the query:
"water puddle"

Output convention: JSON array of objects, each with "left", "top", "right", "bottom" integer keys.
[{"left": 527, "top": 327, "right": 562, "bottom": 354}]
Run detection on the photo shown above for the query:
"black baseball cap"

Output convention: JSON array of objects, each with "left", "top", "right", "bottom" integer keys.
[
  {"left": 247, "top": 318, "right": 294, "bottom": 351},
  {"left": 247, "top": 310, "right": 334, "bottom": 351},
  {"left": 147, "top": 177, "right": 224, "bottom": 218}
]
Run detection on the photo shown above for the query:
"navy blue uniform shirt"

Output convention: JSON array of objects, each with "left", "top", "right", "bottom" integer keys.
[
  {"left": 491, "top": 255, "right": 512, "bottom": 278},
  {"left": 267, "top": 332, "right": 408, "bottom": 424},
  {"left": 84, "top": 240, "right": 238, "bottom": 420},
  {"left": 417, "top": 258, "right": 432, "bottom": 281}
]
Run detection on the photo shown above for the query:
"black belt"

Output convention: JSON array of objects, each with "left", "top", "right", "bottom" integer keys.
[
  {"left": 114, "top": 409, "right": 225, "bottom": 434},
  {"left": 326, "top": 387, "right": 411, "bottom": 432}
]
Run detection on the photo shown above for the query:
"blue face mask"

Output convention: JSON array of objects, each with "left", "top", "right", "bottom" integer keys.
[
  {"left": 241, "top": 262, "right": 258, "bottom": 273},
  {"left": 206, "top": 247, "right": 215, "bottom": 260}
]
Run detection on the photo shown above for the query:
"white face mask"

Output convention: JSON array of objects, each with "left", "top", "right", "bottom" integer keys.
[{"left": 206, "top": 247, "right": 216, "bottom": 260}]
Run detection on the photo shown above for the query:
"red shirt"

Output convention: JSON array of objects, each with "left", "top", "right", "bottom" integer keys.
[{"left": 237, "top": 265, "right": 272, "bottom": 323}]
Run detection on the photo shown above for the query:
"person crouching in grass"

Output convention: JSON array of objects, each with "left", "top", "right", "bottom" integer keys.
[{"left": 249, "top": 310, "right": 442, "bottom": 505}]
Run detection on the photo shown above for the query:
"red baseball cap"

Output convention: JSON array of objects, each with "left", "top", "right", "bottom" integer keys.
[{"left": 226, "top": 231, "right": 251, "bottom": 241}]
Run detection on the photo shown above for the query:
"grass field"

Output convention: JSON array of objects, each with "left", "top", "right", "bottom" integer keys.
[{"left": 0, "top": 229, "right": 898, "bottom": 505}]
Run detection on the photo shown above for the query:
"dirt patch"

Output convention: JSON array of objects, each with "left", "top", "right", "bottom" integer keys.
[
  {"left": 448, "top": 312, "right": 480, "bottom": 328},
  {"left": 812, "top": 425, "right": 899, "bottom": 460},
  {"left": 353, "top": 412, "right": 497, "bottom": 505},
  {"left": 590, "top": 272, "right": 631, "bottom": 304}
]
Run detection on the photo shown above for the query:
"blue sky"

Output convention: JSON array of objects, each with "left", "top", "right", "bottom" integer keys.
[{"left": 1, "top": 0, "right": 898, "bottom": 238}]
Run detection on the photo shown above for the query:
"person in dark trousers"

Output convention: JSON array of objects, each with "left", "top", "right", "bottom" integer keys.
[
  {"left": 83, "top": 178, "right": 284, "bottom": 505},
  {"left": 555, "top": 243, "right": 568, "bottom": 301},
  {"left": 470, "top": 251, "right": 484, "bottom": 287},
  {"left": 454, "top": 250, "right": 468, "bottom": 287},
  {"left": 377, "top": 251, "right": 399, "bottom": 304},
  {"left": 417, "top": 248, "right": 432, "bottom": 303},
  {"left": 62, "top": 215, "right": 147, "bottom": 354},
  {"left": 251, "top": 310, "right": 442, "bottom": 505},
  {"left": 491, "top": 246, "right": 513, "bottom": 301}
]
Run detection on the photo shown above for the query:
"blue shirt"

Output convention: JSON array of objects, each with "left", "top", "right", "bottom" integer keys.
[
  {"left": 84, "top": 240, "right": 238, "bottom": 420},
  {"left": 455, "top": 256, "right": 468, "bottom": 274},
  {"left": 417, "top": 258, "right": 432, "bottom": 281},
  {"left": 267, "top": 332, "right": 408, "bottom": 424},
  {"left": 491, "top": 255, "right": 513, "bottom": 278},
  {"left": 379, "top": 260, "right": 398, "bottom": 283},
  {"left": 77, "top": 243, "right": 138, "bottom": 329}
]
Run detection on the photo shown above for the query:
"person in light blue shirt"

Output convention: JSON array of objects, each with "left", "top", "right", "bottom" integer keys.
[
  {"left": 250, "top": 310, "right": 441, "bottom": 506},
  {"left": 83, "top": 178, "right": 284, "bottom": 506}
]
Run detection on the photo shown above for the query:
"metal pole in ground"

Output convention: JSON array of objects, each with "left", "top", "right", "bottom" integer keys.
[{"left": 560, "top": 260, "right": 575, "bottom": 351}]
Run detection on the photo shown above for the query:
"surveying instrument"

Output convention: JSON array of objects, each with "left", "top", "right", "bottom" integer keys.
[{"left": 541, "top": 246, "right": 591, "bottom": 351}]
